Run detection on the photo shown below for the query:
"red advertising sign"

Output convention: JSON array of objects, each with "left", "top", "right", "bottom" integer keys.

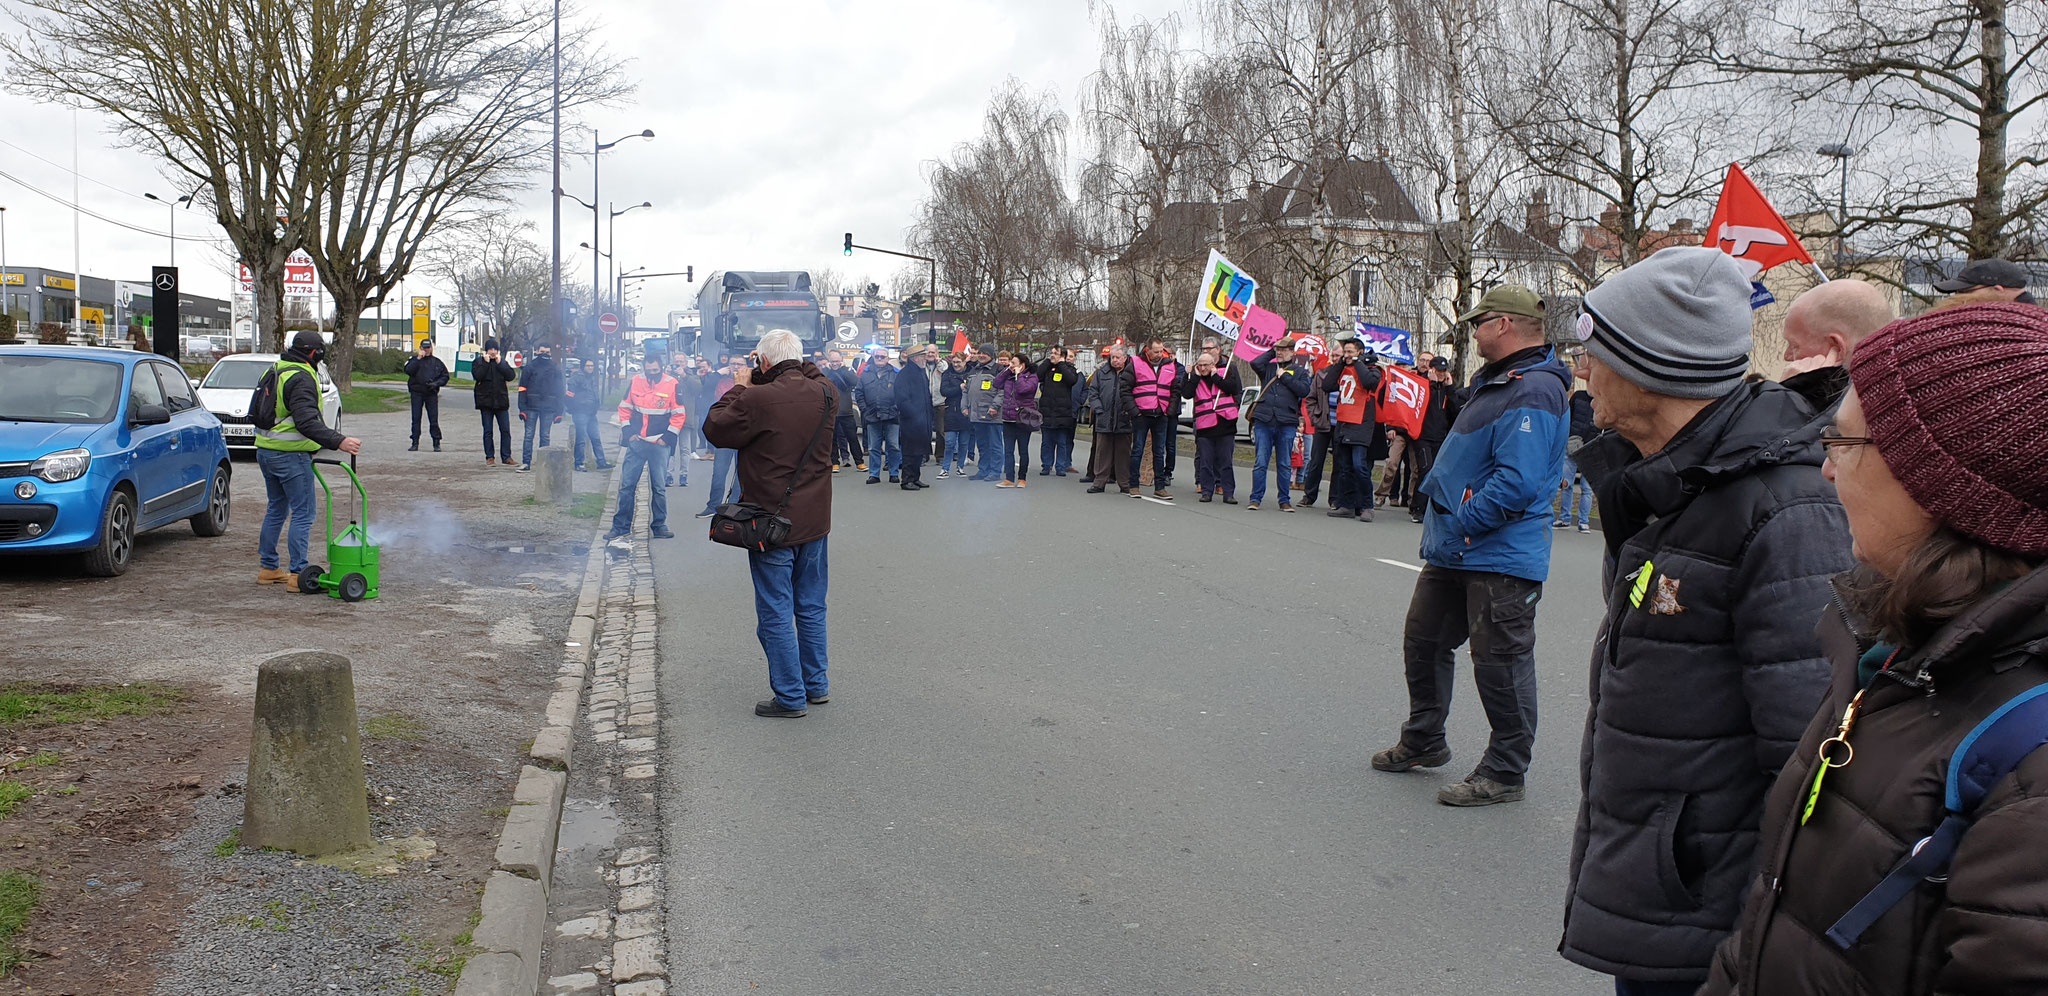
[{"left": 237, "top": 250, "right": 320, "bottom": 298}]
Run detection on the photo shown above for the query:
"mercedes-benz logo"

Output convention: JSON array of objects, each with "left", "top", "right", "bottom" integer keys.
[{"left": 154, "top": 273, "right": 177, "bottom": 290}]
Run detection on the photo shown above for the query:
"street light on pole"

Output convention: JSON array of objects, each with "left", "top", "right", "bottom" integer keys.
[
  {"left": 844, "top": 234, "right": 939, "bottom": 345},
  {"left": 608, "top": 201, "right": 652, "bottom": 312},
  {"left": 143, "top": 192, "right": 194, "bottom": 266},
  {"left": 1817, "top": 143, "right": 1855, "bottom": 260},
  {"left": 591, "top": 128, "right": 653, "bottom": 344}
]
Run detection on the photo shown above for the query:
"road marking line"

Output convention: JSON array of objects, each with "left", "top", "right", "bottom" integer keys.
[
  {"left": 1136, "top": 496, "right": 1176, "bottom": 506},
  {"left": 1375, "top": 558, "right": 1423, "bottom": 573}
]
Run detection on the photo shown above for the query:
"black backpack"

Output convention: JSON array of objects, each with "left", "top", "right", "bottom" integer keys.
[{"left": 247, "top": 366, "right": 282, "bottom": 431}]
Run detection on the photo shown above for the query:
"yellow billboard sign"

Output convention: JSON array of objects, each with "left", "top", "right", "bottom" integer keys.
[
  {"left": 0, "top": 273, "right": 22, "bottom": 286},
  {"left": 43, "top": 275, "right": 76, "bottom": 291},
  {"left": 79, "top": 307, "right": 106, "bottom": 326},
  {"left": 411, "top": 295, "right": 430, "bottom": 334}
]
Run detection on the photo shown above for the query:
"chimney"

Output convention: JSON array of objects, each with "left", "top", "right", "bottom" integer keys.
[
  {"left": 1671, "top": 218, "right": 1695, "bottom": 233},
  {"left": 1526, "top": 189, "right": 1558, "bottom": 247}
]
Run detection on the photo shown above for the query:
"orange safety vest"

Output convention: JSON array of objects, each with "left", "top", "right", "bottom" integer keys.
[{"left": 617, "top": 374, "right": 686, "bottom": 438}]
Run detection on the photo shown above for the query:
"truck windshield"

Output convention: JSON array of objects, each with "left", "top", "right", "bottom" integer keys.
[
  {"left": 0, "top": 355, "right": 124, "bottom": 423},
  {"left": 732, "top": 311, "right": 812, "bottom": 343}
]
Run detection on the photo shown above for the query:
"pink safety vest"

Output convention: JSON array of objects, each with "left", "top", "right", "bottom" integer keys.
[
  {"left": 1133, "top": 357, "right": 1178, "bottom": 414},
  {"left": 1192, "top": 375, "right": 1240, "bottom": 430}
]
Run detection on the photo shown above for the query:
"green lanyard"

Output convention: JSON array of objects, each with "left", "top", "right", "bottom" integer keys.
[{"left": 1800, "top": 648, "right": 1900, "bottom": 825}]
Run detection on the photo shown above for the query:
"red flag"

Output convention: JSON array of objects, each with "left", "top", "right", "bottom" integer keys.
[
  {"left": 950, "top": 328, "right": 969, "bottom": 355},
  {"left": 1378, "top": 366, "right": 1429, "bottom": 439},
  {"left": 1294, "top": 333, "right": 1332, "bottom": 371},
  {"left": 1704, "top": 163, "right": 1817, "bottom": 283}
]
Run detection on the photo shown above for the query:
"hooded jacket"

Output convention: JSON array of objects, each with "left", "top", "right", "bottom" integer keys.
[
  {"left": 1087, "top": 361, "right": 1138, "bottom": 433},
  {"left": 564, "top": 368, "right": 602, "bottom": 415},
  {"left": 1035, "top": 358, "right": 1081, "bottom": 430},
  {"left": 1416, "top": 345, "right": 1571, "bottom": 582},
  {"left": 1562, "top": 380, "right": 1855, "bottom": 982},
  {"left": 1702, "top": 564, "right": 2048, "bottom": 996},
  {"left": 703, "top": 361, "right": 836, "bottom": 546},
  {"left": 517, "top": 354, "right": 564, "bottom": 414}
]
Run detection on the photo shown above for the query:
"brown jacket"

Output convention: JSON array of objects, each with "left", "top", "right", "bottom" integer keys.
[
  {"left": 703, "top": 361, "right": 837, "bottom": 547},
  {"left": 1703, "top": 565, "right": 2048, "bottom": 995}
]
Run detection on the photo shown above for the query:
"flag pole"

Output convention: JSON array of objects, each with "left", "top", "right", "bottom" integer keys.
[{"left": 1809, "top": 262, "right": 1831, "bottom": 284}]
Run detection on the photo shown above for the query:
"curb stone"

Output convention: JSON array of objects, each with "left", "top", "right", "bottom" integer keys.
[{"left": 454, "top": 468, "right": 619, "bottom": 996}]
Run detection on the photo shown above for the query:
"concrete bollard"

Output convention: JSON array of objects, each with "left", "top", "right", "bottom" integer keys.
[
  {"left": 535, "top": 446, "right": 573, "bottom": 505},
  {"left": 242, "top": 650, "right": 373, "bottom": 856}
]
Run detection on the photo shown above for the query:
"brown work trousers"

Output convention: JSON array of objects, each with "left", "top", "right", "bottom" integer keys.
[{"left": 1090, "top": 431, "right": 1134, "bottom": 488}]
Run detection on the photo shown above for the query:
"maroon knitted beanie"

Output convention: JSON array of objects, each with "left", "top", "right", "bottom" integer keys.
[{"left": 1849, "top": 302, "right": 2048, "bottom": 555}]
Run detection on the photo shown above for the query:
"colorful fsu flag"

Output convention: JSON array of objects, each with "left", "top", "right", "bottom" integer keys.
[
  {"left": 1378, "top": 365, "right": 1429, "bottom": 439},
  {"left": 1704, "top": 163, "right": 1820, "bottom": 290},
  {"left": 1194, "top": 249, "right": 1258, "bottom": 338}
]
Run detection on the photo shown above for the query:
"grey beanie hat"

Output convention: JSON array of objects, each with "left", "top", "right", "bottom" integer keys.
[{"left": 1580, "top": 246, "right": 1754, "bottom": 399}]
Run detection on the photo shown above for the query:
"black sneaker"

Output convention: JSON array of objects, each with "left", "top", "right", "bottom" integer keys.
[
  {"left": 602, "top": 530, "right": 627, "bottom": 542},
  {"left": 694, "top": 508, "right": 716, "bottom": 518},
  {"left": 1079, "top": 475, "right": 1095, "bottom": 483},
  {"left": 754, "top": 699, "right": 807, "bottom": 719},
  {"left": 650, "top": 528, "right": 676, "bottom": 539},
  {"left": 408, "top": 442, "right": 419, "bottom": 451},
  {"left": 889, "top": 474, "right": 900, "bottom": 483},
  {"left": 432, "top": 442, "right": 441, "bottom": 452},
  {"left": 1370, "top": 743, "right": 1453, "bottom": 772},
  {"left": 807, "top": 693, "right": 831, "bottom": 704},
  {"left": 1087, "top": 484, "right": 1107, "bottom": 493},
  {"left": 1222, "top": 495, "right": 1237, "bottom": 505},
  {"left": 1438, "top": 774, "right": 1525, "bottom": 807}
]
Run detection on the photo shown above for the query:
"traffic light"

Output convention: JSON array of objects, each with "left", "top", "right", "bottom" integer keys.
[{"left": 843, "top": 233, "right": 853, "bottom": 256}]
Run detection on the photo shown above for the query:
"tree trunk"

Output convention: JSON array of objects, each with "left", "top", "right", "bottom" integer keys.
[
  {"left": 328, "top": 293, "right": 365, "bottom": 392},
  {"left": 258, "top": 264, "right": 288, "bottom": 353},
  {"left": 1972, "top": 0, "right": 2010, "bottom": 259}
]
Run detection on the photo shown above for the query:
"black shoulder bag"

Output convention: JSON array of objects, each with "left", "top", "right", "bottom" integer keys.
[{"left": 707, "top": 391, "right": 834, "bottom": 552}]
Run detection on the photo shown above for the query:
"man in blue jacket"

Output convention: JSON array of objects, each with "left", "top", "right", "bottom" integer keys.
[
  {"left": 1247, "top": 339, "right": 1315, "bottom": 510},
  {"left": 1371, "top": 285, "right": 1569, "bottom": 807}
]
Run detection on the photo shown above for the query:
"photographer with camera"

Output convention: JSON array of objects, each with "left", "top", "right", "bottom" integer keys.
[
  {"left": 703, "top": 331, "right": 837, "bottom": 720},
  {"left": 1320, "top": 337, "right": 1383, "bottom": 520}
]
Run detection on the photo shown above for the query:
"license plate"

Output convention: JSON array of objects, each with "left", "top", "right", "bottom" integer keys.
[{"left": 224, "top": 425, "right": 254, "bottom": 438}]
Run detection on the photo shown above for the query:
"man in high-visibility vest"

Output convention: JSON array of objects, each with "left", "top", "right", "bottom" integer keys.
[
  {"left": 606, "top": 355, "right": 687, "bottom": 543},
  {"left": 257, "top": 331, "right": 363, "bottom": 591}
]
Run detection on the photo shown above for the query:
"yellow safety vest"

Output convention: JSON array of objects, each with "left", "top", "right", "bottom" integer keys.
[{"left": 254, "top": 361, "right": 323, "bottom": 452}]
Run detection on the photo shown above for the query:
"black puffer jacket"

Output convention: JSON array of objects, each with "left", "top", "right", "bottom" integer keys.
[
  {"left": 1561, "top": 380, "right": 1856, "bottom": 983},
  {"left": 1035, "top": 359, "right": 1081, "bottom": 430},
  {"left": 472, "top": 356, "right": 515, "bottom": 411},
  {"left": 1087, "top": 361, "right": 1138, "bottom": 433}
]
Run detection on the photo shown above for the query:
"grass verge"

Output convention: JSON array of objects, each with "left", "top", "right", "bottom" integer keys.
[
  {"left": 0, "top": 871, "right": 38, "bottom": 975},
  {"left": 0, "top": 685, "right": 180, "bottom": 728},
  {"left": 339, "top": 388, "right": 409, "bottom": 415},
  {"left": 0, "top": 783, "right": 31, "bottom": 820},
  {"left": 569, "top": 491, "right": 605, "bottom": 519}
]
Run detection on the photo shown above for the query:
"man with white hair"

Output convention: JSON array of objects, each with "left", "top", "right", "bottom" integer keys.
[
  {"left": 704, "top": 330, "right": 839, "bottom": 719},
  {"left": 1778, "top": 278, "right": 1894, "bottom": 410}
]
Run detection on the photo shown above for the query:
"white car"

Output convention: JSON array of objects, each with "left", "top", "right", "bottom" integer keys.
[{"left": 196, "top": 353, "right": 343, "bottom": 451}]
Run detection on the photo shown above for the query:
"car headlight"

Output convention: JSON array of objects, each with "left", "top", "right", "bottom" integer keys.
[{"left": 31, "top": 449, "right": 91, "bottom": 483}]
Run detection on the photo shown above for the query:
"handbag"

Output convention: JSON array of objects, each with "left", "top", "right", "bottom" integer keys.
[
  {"left": 1017, "top": 405, "right": 1043, "bottom": 431},
  {"left": 708, "top": 390, "right": 834, "bottom": 552}
]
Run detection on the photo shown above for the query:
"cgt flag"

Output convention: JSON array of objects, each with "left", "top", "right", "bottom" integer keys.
[{"left": 1705, "top": 163, "right": 1822, "bottom": 297}]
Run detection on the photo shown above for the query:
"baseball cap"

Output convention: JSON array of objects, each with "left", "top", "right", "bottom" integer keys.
[
  {"left": 1933, "top": 258, "right": 2030, "bottom": 293},
  {"left": 1456, "top": 285, "right": 1546, "bottom": 324}
]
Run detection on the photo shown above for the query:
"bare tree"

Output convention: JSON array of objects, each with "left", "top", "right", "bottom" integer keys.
[
  {"left": 423, "top": 212, "right": 551, "bottom": 351},
  {"left": 1492, "top": 0, "right": 1777, "bottom": 279},
  {"left": 7, "top": 0, "right": 338, "bottom": 350},
  {"left": 1079, "top": 9, "right": 1203, "bottom": 341},
  {"left": 302, "top": 0, "right": 624, "bottom": 388},
  {"left": 1720, "top": 0, "right": 2048, "bottom": 266},
  {"left": 1203, "top": 0, "right": 1403, "bottom": 336}
]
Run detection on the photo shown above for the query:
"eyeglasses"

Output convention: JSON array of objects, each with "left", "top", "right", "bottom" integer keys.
[{"left": 1819, "top": 431, "right": 1875, "bottom": 455}]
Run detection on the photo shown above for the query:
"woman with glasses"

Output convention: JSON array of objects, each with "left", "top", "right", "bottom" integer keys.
[{"left": 1704, "top": 303, "right": 2048, "bottom": 994}]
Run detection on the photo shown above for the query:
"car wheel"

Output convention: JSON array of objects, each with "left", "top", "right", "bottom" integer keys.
[
  {"left": 190, "top": 464, "right": 232, "bottom": 537},
  {"left": 81, "top": 488, "right": 136, "bottom": 577},
  {"left": 338, "top": 572, "right": 368, "bottom": 602}
]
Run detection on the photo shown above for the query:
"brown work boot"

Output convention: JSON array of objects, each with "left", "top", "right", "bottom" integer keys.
[
  {"left": 284, "top": 573, "right": 305, "bottom": 594},
  {"left": 486, "top": 458, "right": 497, "bottom": 466},
  {"left": 257, "top": 567, "right": 289, "bottom": 585}
]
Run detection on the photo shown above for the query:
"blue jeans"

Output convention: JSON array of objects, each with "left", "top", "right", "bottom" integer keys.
[
  {"left": 1129, "top": 413, "right": 1172, "bottom": 486},
  {"left": 945, "top": 429, "right": 972, "bottom": 472},
  {"left": 479, "top": 409, "right": 511, "bottom": 461},
  {"left": 520, "top": 408, "right": 558, "bottom": 465},
  {"left": 257, "top": 448, "right": 316, "bottom": 573},
  {"left": 972, "top": 422, "right": 1004, "bottom": 479},
  {"left": 1559, "top": 456, "right": 1594, "bottom": 526},
  {"left": 864, "top": 420, "right": 900, "bottom": 478},
  {"left": 1038, "top": 427, "right": 1075, "bottom": 473},
  {"left": 702, "top": 447, "right": 740, "bottom": 512},
  {"left": 1333, "top": 441, "right": 1373, "bottom": 510},
  {"left": 1250, "top": 422, "right": 1296, "bottom": 504},
  {"left": 610, "top": 437, "right": 668, "bottom": 535},
  {"left": 749, "top": 537, "right": 830, "bottom": 712},
  {"left": 571, "top": 411, "right": 608, "bottom": 468}
]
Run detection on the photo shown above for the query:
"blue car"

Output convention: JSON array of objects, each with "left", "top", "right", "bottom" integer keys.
[{"left": 0, "top": 346, "right": 233, "bottom": 576}]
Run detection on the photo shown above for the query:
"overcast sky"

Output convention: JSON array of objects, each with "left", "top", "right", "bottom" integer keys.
[{"left": 0, "top": 0, "right": 1180, "bottom": 326}]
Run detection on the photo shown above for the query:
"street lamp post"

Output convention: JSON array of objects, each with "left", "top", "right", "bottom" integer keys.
[
  {"left": 844, "top": 234, "right": 939, "bottom": 346},
  {"left": 143, "top": 192, "right": 194, "bottom": 266},
  {"left": 591, "top": 129, "right": 653, "bottom": 345},
  {"left": 608, "top": 201, "right": 652, "bottom": 312},
  {"left": 1817, "top": 143, "right": 1855, "bottom": 261}
]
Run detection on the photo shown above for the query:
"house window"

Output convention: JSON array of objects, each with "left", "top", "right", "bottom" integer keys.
[{"left": 1348, "top": 268, "right": 1374, "bottom": 310}]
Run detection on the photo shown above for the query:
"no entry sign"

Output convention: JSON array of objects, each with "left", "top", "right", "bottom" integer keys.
[{"left": 598, "top": 313, "right": 620, "bottom": 334}]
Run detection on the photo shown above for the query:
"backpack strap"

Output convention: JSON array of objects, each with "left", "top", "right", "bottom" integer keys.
[{"left": 1827, "top": 682, "right": 2048, "bottom": 948}]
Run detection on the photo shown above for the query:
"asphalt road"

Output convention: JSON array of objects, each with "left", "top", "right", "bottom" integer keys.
[{"left": 652, "top": 464, "right": 1612, "bottom": 995}]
